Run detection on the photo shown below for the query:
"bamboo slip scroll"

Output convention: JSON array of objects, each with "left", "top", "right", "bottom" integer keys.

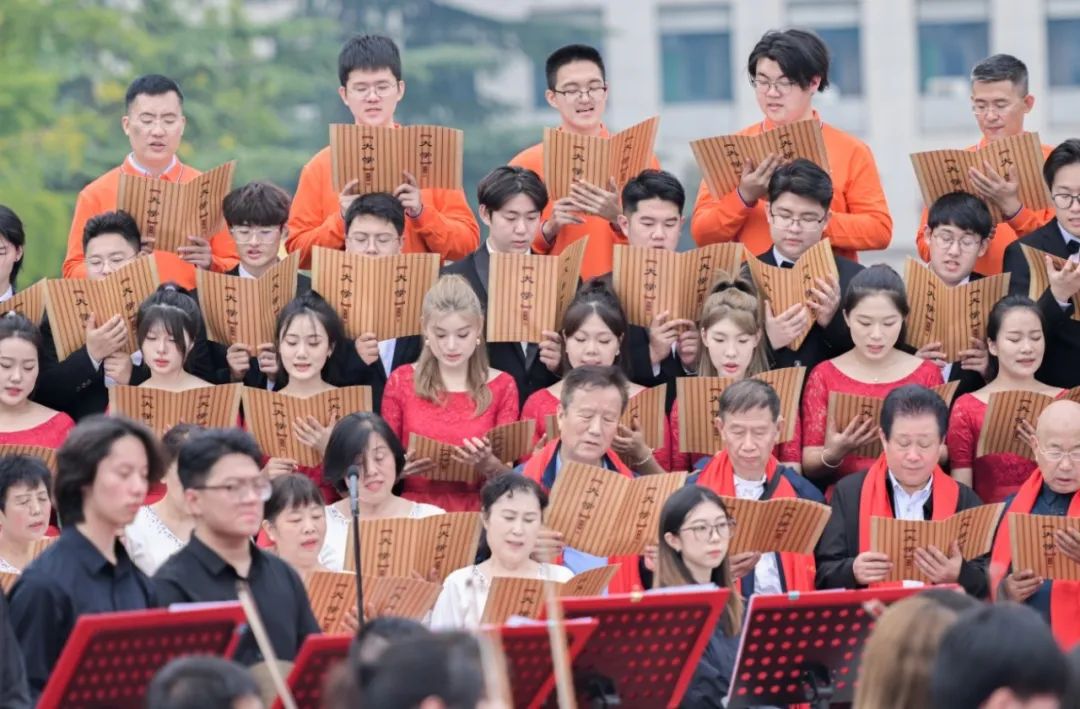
[
  {"left": 0, "top": 279, "right": 46, "bottom": 323},
  {"left": 612, "top": 243, "right": 746, "bottom": 327},
  {"left": 745, "top": 239, "right": 840, "bottom": 350},
  {"left": 826, "top": 381, "right": 960, "bottom": 459},
  {"left": 406, "top": 420, "right": 536, "bottom": 484},
  {"left": 305, "top": 571, "right": 441, "bottom": 631},
  {"left": 329, "top": 124, "right": 464, "bottom": 194},
  {"left": 542, "top": 116, "right": 659, "bottom": 202},
  {"left": 976, "top": 387, "right": 1080, "bottom": 458},
  {"left": 1020, "top": 245, "right": 1080, "bottom": 321},
  {"left": 545, "top": 462, "right": 688, "bottom": 557},
  {"left": 344, "top": 512, "right": 482, "bottom": 583},
  {"left": 109, "top": 384, "right": 243, "bottom": 437},
  {"left": 44, "top": 256, "right": 160, "bottom": 361},
  {"left": 541, "top": 383, "right": 667, "bottom": 451},
  {"left": 1009, "top": 513, "right": 1080, "bottom": 581},
  {"left": 911, "top": 132, "right": 1049, "bottom": 223},
  {"left": 486, "top": 238, "right": 588, "bottom": 343},
  {"left": 719, "top": 496, "right": 831, "bottom": 556},
  {"left": 197, "top": 252, "right": 300, "bottom": 347},
  {"left": 241, "top": 386, "right": 373, "bottom": 467},
  {"left": 480, "top": 565, "right": 619, "bottom": 625},
  {"left": 676, "top": 368, "right": 806, "bottom": 454},
  {"left": 871, "top": 503, "right": 1005, "bottom": 583},
  {"left": 904, "top": 259, "right": 1010, "bottom": 362},
  {"left": 691, "top": 119, "right": 830, "bottom": 198},
  {"left": 311, "top": 247, "right": 440, "bottom": 340},
  {"left": 0, "top": 444, "right": 57, "bottom": 474},
  {"left": 117, "top": 161, "right": 235, "bottom": 253}
]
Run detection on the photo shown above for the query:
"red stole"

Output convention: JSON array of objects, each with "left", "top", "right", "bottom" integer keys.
[
  {"left": 989, "top": 468, "right": 1080, "bottom": 648},
  {"left": 857, "top": 455, "right": 960, "bottom": 587},
  {"left": 697, "top": 452, "right": 816, "bottom": 592},
  {"left": 523, "top": 438, "right": 643, "bottom": 594}
]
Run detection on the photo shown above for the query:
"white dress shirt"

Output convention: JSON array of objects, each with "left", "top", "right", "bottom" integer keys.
[
  {"left": 734, "top": 474, "right": 783, "bottom": 595},
  {"left": 888, "top": 470, "right": 933, "bottom": 521}
]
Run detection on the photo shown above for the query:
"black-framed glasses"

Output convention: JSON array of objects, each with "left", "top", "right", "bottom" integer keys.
[
  {"left": 750, "top": 77, "right": 796, "bottom": 95},
  {"left": 931, "top": 233, "right": 983, "bottom": 251},
  {"left": 680, "top": 519, "right": 736, "bottom": 542},
  {"left": 1052, "top": 193, "right": 1080, "bottom": 210},
  {"left": 769, "top": 209, "right": 827, "bottom": 230},
  {"left": 193, "top": 477, "right": 273, "bottom": 501},
  {"left": 552, "top": 85, "right": 608, "bottom": 100}
]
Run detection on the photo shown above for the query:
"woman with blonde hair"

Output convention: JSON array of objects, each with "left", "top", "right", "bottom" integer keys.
[{"left": 381, "top": 275, "right": 520, "bottom": 511}]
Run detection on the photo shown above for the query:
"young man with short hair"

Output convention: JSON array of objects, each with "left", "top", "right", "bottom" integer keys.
[
  {"left": 692, "top": 29, "right": 891, "bottom": 262},
  {"left": 916, "top": 54, "right": 1055, "bottom": 275},
  {"left": 153, "top": 428, "right": 320, "bottom": 664},
  {"left": 287, "top": 34, "right": 479, "bottom": 267},
  {"left": 511, "top": 44, "right": 659, "bottom": 279},
  {"left": 63, "top": 74, "right": 239, "bottom": 289}
]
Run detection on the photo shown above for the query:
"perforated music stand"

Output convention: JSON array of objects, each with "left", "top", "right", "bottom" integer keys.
[
  {"left": 554, "top": 587, "right": 730, "bottom": 709},
  {"left": 725, "top": 586, "right": 945, "bottom": 708},
  {"left": 271, "top": 633, "right": 352, "bottom": 709},
  {"left": 37, "top": 603, "right": 245, "bottom": 709},
  {"left": 485, "top": 617, "right": 599, "bottom": 709}
]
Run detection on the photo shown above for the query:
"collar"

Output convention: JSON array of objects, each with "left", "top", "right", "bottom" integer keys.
[
  {"left": 123, "top": 153, "right": 184, "bottom": 181},
  {"left": 1038, "top": 483, "right": 1075, "bottom": 508},
  {"left": 888, "top": 470, "right": 933, "bottom": 499},
  {"left": 1056, "top": 221, "right": 1080, "bottom": 249},
  {"left": 187, "top": 532, "right": 259, "bottom": 577},
  {"left": 0, "top": 285, "right": 13, "bottom": 303},
  {"left": 733, "top": 473, "right": 767, "bottom": 493},
  {"left": 484, "top": 239, "right": 498, "bottom": 255},
  {"left": 771, "top": 246, "right": 796, "bottom": 268},
  {"left": 64, "top": 526, "right": 129, "bottom": 575},
  {"left": 761, "top": 109, "right": 822, "bottom": 132},
  {"left": 238, "top": 263, "right": 258, "bottom": 279},
  {"left": 554, "top": 447, "right": 612, "bottom": 474}
]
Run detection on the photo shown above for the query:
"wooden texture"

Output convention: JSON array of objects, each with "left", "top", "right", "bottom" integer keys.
[
  {"left": 329, "top": 124, "right": 463, "bottom": 193},
  {"left": 486, "top": 239, "right": 588, "bottom": 343},
  {"left": 745, "top": 239, "right": 840, "bottom": 349},
  {"left": 542, "top": 117, "right": 659, "bottom": 201},
  {"left": 196, "top": 252, "right": 300, "bottom": 347},
  {"left": 826, "top": 381, "right": 960, "bottom": 459},
  {"left": 241, "top": 386, "right": 373, "bottom": 467},
  {"left": 1009, "top": 513, "right": 1080, "bottom": 581},
  {"left": 0, "top": 279, "right": 46, "bottom": 323},
  {"left": 720, "top": 496, "right": 831, "bottom": 556},
  {"left": 345, "top": 511, "right": 481, "bottom": 582},
  {"left": 976, "top": 387, "right": 1080, "bottom": 458},
  {"left": 480, "top": 565, "right": 618, "bottom": 624},
  {"left": 406, "top": 420, "right": 536, "bottom": 484},
  {"left": 117, "top": 161, "right": 235, "bottom": 252},
  {"left": 109, "top": 383, "right": 243, "bottom": 437},
  {"left": 870, "top": 503, "right": 1004, "bottom": 582}
]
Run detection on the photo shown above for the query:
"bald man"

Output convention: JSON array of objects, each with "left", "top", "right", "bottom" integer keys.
[{"left": 990, "top": 399, "right": 1080, "bottom": 648}]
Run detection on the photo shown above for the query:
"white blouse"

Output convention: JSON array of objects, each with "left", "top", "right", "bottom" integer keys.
[
  {"left": 430, "top": 563, "right": 575, "bottom": 631},
  {"left": 0, "top": 556, "right": 18, "bottom": 573},
  {"left": 124, "top": 506, "right": 187, "bottom": 576},
  {"left": 318, "top": 501, "right": 446, "bottom": 572}
]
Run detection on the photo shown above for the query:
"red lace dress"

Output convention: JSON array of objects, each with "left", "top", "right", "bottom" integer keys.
[
  {"left": 947, "top": 392, "right": 1051, "bottom": 503},
  {"left": 801, "top": 359, "right": 944, "bottom": 479},
  {"left": 0, "top": 410, "right": 76, "bottom": 527},
  {"left": 667, "top": 399, "right": 803, "bottom": 472},
  {"left": 381, "top": 364, "right": 520, "bottom": 511}
]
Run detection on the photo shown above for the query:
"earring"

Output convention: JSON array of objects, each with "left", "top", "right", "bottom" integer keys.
[{"left": 476, "top": 338, "right": 481, "bottom": 346}]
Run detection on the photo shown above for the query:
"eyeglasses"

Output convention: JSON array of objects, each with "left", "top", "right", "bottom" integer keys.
[
  {"left": 345, "top": 234, "right": 400, "bottom": 250},
  {"left": 230, "top": 227, "right": 282, "bottom": 244},
  {"left": 551, "top": 85, "right": 608, "bottom": 101},
  {"left": 750, "top": 77, "right": 796, "bottom": 95},
  {"left": 193, "top": 477, "right": 273, "bottom": 501},
  {"left": 932, "top": 233, "right": 983, "bottom": 251},
  {"left": 1038, "top": 446, "right": 1080, "bottom": 464},
  {"left": 350, "top": 82, "right": 399, "bottom": 98},
  {"left": 680, "top": 519, "right": 736, "bottom": 542},
  {"left": 769, "top": 210, "right": 827, "bottom": 229},
  {"left": 1052, "top": 193, "right": 1080, "bottom": 210},
  {"left": 971, "top": 101, "right": 1021, "bottom": 117}
]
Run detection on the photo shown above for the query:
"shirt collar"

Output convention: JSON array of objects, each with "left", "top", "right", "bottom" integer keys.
[
  {"left": 0, "top": 285, "right": 13, "bottom": 303},
  {"left": 1057, "top": 221, "right": 1080, "bottom": 250},
  {"left": 887, "top": 470, "right": 933, "bottom": 499},
  {"left": 1037, "top": 482, "right": 1074, "bottom": 508},
  {"left": 63, "top": 526, "right": 131, "bottom": 576},
  {"left": 771, "top": 246, "right": 795, "bottom": 268},
  {"left": 187, "top": 532, "right": 261, "bottom": 578},
  {"left": 237, "top": 263, "right": 257, "bottom": 279},
  {"left": 123, "top": 153, "right": 184, "bottom": 181}
]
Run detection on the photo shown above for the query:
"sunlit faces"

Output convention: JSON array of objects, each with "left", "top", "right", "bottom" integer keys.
[
  {"left": 564, "top": 313, "right": 620, "bottom": 368},
  {"left": 85, "top": 233, "right": 139, "bottom": 280},
  {"left": 702, "top": 317, "right": 761, "bottom": 379},
  {"left": 339, "top": 68, "right": 404, "bottom": 128},
  {"left": 1050, "top": 163, "right": 1080, "bottom": 238},
  {"left": 187, "top": 453, "right": 269, "bottom": 538},
  {"left": 279, "top": 313, "right": 333, "bottom": 382},
  {"left": 0, "top": 481, "right": 51, "bottom": 545},
  {"left": 344, "top": 214, "right": 403, "bottom": 257},
  {"left": 424, "top": 312, "right": 481, "bottom": 368},
  {"left": 987, "top": 307, "right": 1044, "bottom": 379},
  {"left": 620, "top": 197, "right": 683, "bottom": 251},
  {"left": 481, "top": 193, "right": 542, "bottom": 254},
  {"left": 880, "top": 413, "right": 946, "bottom": 492},
  {"left": 483, "top": 488, "right": 543, "bottom": 568},
  {"left": 843, "top": 293, "right": 904, "bottom": 361},
  {"left": 766, "top": 192, "right": 829, "bottom": 262},
  {"left": 715, "top": 406, "right": 780, "bottom": 475},
  {"left": 230, "top": 225, "right": 285, "bottom": 272},
  {"left": 664, "top": 500, "right": 731, "bottom": 580},
  {"left": 122, "top": 91, "right": 185, "bottom": 170},
  {"left": 264, "top": 502, "right": 326, "bottom": 568},
  {"left": 0, "top": 235, "right": 23, "bottom": 289},
  {"left": 925, "top": 225, "right": 989, "bottom": 287},
  {"left": 84, "top": 435, "right": 151, "bottom": 528},
  {"left": 556, "top": 384, "right": 623, "bottom": 464},
  {"left": 971, "top": 80, "right": 1033, "bottom": 142},
  {"left": 753, "top": 58, "right": 818, "bottom": 126},
  {"left": 545, "top": 60, "right": 607, "bottom": 135},
  {"left": 0, "top": 336, "right": 38, "bottom": 407},
  {"left": 356, "top": 432, "right": 398, "bottom": 506},
  {"left": 140, "top": 322, "right": 191, "bottom": 378}
]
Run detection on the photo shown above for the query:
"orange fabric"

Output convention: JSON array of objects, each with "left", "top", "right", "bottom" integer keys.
[
  {"left": 914, "top": 140, "right": 1055, "bottom": 275},
  {"left": 63, "top": 159, "right": 240, "bottom": 290},
  {"left": 285, "top": 145, "right": 479, "bottom": 268},
  {"left": 523, "top": 438, "right": 643, "bottom": 593},
  {"left": 690, "top": 111, "right": 892, "bottom": 262},
  {"left": 509, "top": 126, "right": 660, "bottom": 280},
  {"left": 697, "top": 451, "right": 816, "bottom": 592},
  {"left": 989, "top": 468, "right": 1080, "bottom": 648}
]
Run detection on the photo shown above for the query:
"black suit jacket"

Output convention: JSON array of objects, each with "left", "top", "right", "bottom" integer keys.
[
  {"left": 814, "top": 469, "right": 989, "bottom": 598},
  {"left": 1002, "top": 219, "right": 1080, "bottom": 387},
  {"left": 442, "top": 248, "right": 557, "bottom": 408}
]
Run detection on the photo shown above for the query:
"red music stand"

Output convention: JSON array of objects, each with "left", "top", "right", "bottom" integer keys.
[
  {"left": 272, "top": 633, "right": 352, "bottom": 709},
  {"left": 554, "top": 586, "right": 730, "bottom": 709},
  {"left": 37, "top": 602, "right": 246, "bottom": 709},
  {"left": 485, "top": 617, "right": 599, "bottom": 709},
  {"left": 726, "top": 586, "right": 944, "bottom": 708}
]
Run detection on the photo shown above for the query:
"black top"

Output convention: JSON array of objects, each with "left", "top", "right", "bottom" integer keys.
[
  {"left": 680, "top": 619, "right": 740, "bottom": 708},
  {"left": 7, "top": 527, "right": 157, "bottom": 697},
  {"left": 1000, "top": 485, "right": 1075, "bottom": 624},
  {"left": 153, "top": 533, "right": 319, "bottom": 664},
  {"left": 0, "top": 592, "right": 30, "bottom": 709}
]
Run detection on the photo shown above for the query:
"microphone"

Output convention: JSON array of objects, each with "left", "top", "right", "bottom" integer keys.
[
  {"left": 345, "top": 464, "right": 365, "bottom": 629},
  {"left": 346, "top": 465, "right": 361, "bottom": 517}
]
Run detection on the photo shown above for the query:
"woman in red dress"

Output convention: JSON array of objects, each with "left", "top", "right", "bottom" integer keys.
[
  {"left": 0, "top": 313, "right": 74, "bottom": 449},
  {"left": 381, "top": 275, "right": 519, "bottom": 511},
  {"left": 948, "top": 295, "right": 1062, "bottom": 503},
  {"left": 518, "top": 279, "right": 674, "bottom": 470},
  {"left": 801, "top": 265, "right": 943, "bottom": 484}
]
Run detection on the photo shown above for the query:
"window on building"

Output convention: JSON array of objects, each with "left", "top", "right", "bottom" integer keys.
[
  {"left": 661, "top": 32, "right": 733, "bottom": 103},
  {"left": 787, "top": 1, "right": 863, "bottom": 97},
  {"left": 1048, "top": 18, "right": 1080, "bottom": 87},
  {"left": 916, "top": 0, "right": 988, "bottom": 95}
]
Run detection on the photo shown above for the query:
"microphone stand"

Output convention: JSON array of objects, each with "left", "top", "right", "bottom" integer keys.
[{"left": 346, "top": 465, "right": 365, "bottom": 629}]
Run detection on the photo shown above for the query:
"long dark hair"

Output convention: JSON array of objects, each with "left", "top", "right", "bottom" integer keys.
[
  {"left": 274, "top": 291, "right": 346, "bottom": 386},
  {"left": 841, "top": 264, "right": 910, "bottom": 349},
  {"left": 559, "top": 277, "right": 630, "bottom": 375},
  {"left": 984, "top": 294, "right": 1044, "bottom": 382},
  {"left": 322, "top": 412, "right": 406, "bottom": 498}
]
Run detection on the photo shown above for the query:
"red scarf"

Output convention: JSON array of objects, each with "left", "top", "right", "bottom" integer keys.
[
  {"left": 697, "top": 452, "right": 816, "bottom": 592},
  {"left": 990, "top": 468, "right": 1080, "bottom": 648},
  {"left": 523, "top": 438, "right": 643, "bottom": 594},
  {"left": 857, "top": 455, "right": 960, "bottom": 587}
]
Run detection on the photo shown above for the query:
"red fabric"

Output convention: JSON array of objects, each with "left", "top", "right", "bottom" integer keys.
[
  {"left": 947, "top": 393, "right": 1041, "bottom": 503},
  {"left": 696, "top": 451, "right": 816, "bottom": 591},
  {"left": 669, "top": 399, "right": 802, "bottom": 471},
  {"left": 802, "top": 359, "right": 944, "bottom": 479},
  {"left": 0, "top": 411, "right": 75, "bottom": 448},
  {"left": 990, "top": 468, "right": 1080, "bottom": 648},
  {"left": 382, "top": 364, "right": 520, "bottom": 512},
  {"left": 522, "top": 438, "right": 643, "bottom": 594}
]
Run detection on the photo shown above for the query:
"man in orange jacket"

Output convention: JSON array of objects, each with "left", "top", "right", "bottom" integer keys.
[
  {"left": 691, "top": 29, "right": 892, "bottom": 262},
  {"left": 286, "top": 34, "right": 478, "bottom": 268},
  {"left": 63, "top": 74, "right": 239, "bottom": 290},
  {"left": 510, "top": 44, "right": 659, "bottom": 280},
  {"left": 914, "top": 54, "right": 1054, "bottom": 275}
]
